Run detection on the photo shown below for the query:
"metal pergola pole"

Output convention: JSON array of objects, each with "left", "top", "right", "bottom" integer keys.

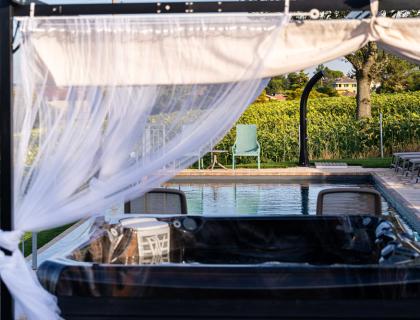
[{"left": 0, "top": 0, "right": 14, "bottom": 318}]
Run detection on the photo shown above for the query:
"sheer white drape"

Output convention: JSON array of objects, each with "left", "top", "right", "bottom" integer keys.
[
  {"left": 28, "top": 14, "right": 420, "bottom": 86},
  {"left": 4, "top": 14, "right": 287, "bottom": 319},
  {"left": 374, "top": 18, "right": 420, "bottom": 64},
  {"left": 25, "top": 14, "right": 286, "bottom": 85}
]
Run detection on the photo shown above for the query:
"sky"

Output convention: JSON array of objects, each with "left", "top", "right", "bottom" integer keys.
[{"left": 305, "top": 58, "right": 353, "bottom": 77}]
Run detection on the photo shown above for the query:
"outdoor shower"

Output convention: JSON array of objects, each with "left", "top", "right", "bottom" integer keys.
[{"left": 299, "top": 70, "right": 325, "bottom": 166}]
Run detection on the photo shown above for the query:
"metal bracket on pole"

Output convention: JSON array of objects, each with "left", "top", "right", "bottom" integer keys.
[{"left": 285, "top": 0, "right": 320, "bottom": 19}]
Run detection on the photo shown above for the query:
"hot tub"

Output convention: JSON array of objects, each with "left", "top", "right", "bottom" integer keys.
[{"left": 37, "top": 215, "right": 420, "bottom": 319}]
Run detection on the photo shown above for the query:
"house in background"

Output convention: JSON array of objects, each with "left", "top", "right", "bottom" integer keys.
[{"left": 333, "top": 77, "right": 357, "bottom": 96}]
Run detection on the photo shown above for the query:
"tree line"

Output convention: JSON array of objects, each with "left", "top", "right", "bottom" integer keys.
[
  {"left": 265, "top": 51, "right": 419, "bottom": 120},
  {"left": 265, "top": 10, "right": 420, "bottom": 120}
]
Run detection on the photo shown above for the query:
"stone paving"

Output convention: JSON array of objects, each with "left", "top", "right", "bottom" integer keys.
[
  {"left": 374, "top": 169, "right": 420, "bottom": 208},
  {"left": 372, "top": 169, "right": 420, "bottom": 230},
  {"left": 176, "top": 167, "right": 382, "bottom": 176}
]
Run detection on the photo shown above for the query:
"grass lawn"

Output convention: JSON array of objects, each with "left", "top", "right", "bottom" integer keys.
[
  {"left": 310, "top": 157, "right": 392, "bottom": 168},
  {"left": 22, "top": 223, "right": 73, "bottom": 257},
  {"left": 216, "top": 157, "right": 392, "bottom": 169}
]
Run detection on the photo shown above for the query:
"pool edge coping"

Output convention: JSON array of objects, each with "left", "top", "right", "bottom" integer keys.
[{"left": 371, "top": 172, "right": 420, "bottom": 234}]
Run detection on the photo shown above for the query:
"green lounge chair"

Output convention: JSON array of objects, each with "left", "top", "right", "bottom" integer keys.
[{"left": 232, "top": 124, "right": 261, "bottom": 169}]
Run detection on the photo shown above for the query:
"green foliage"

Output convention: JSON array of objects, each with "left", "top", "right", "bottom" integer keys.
[
  {"left": 254, "top": 89, "right": 270, "bottom": 103},
  {"left": 283, "top": 88, "right": 329, "bottom": 100},
  {"left": 220, "top": 158, "right": 392, "bottom": 169},
  {"left": 287, "top": 71, "right": 309, "bottom": 90},
  {"left": 265, "top": 75, "right": 287, "bottom": 95},
  {"left": 407, "top": 70, "right": 420, "bottom": 92},
  {"left": 376, "top": 55, "right": 417, "bottom": 93},
  {"left": 313, "top": 64, "right": 341, "bottom": 97},
  {"left": 266, "top": 68, "right": 342, "bottom": 99},
  {"left": 216, "top": 92, "right": 420, "bottom": 164},
  {"left": 315, "top": 64, "right": 344, "bottom": 81},
  {"left": 265, "top": 72, "right": 308, "bottom": 97},
  {"left": 315, "top": 85, "right": 339, "bottom": 97}
]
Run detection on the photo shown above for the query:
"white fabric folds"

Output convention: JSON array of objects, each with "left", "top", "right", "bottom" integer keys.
[
  {"left": 374, "top": 17, "right": 420, "bottom": 64},
  {"left": 22, "top": 14, "right": 288, "bottom": 86},
  {"left": 20, "top": 15, "right": 420, "bottom": 86},
  {"left": 5, "top": 14, "right": 287, "bottom": 319}
]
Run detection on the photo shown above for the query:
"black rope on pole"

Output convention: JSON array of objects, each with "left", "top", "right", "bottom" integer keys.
[
  {"left": 12, "top": 20, "right": 21, "bottom": 53},
  {"left": 298, "top": 71, "right": 324, "bottom": 167}
]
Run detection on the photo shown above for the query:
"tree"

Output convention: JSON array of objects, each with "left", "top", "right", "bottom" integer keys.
[
  {"left": 346, "top": 44, "right": 418, "bottom": 119},
  {"left": 376, "top": 55, "right": 416, "bottom": 93},
  {"left": 316, "top": 85, "right": 339, "bottom": 97},
  {"left": 287, "top": 71, "right": 309, "bottom": 90},
  {"left": 313, "top": 9, "right": 420, "bottom": 119},
  {"left": 407, "top": 70, "right": 420, "bottom": 91},
  {"left": 265, "top": 72, "right": 308, "bottom": 97},
  {"left": 345, "top": 42, "right": 379, "bottom": 119},
  {"left": 314, "top": 64, "right": 342, "bottom": 96},
  {"left": 265, "top": 75, "right": 287, "bottom": 95},
  {"left": 344, "top": 10, "right": 420, "bottom": 119},
  {"left": 254, "top": 89, "right": 270, "bottom": 102},
  {"left": 315, "top": 64, "right": 344, "bottom": 83}
]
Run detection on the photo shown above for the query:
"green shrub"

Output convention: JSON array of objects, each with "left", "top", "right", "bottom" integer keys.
[{"left": 216, "top": 92, "right": 420, "bottom": 164}]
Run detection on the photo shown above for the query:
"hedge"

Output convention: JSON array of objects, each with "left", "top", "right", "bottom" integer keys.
[{"left": 215, "top": 92, "right": 420, "bottom": 163}]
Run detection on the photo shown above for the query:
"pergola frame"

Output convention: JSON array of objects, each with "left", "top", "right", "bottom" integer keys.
[
  {"left": 2, "top": 0, "right": 420, "bottom": 318},
  {"left": 9, "top": 0, "right": 420, "bottom": 16}
]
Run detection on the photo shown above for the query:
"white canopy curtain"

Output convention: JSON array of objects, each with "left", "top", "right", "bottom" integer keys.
[
  {"left": 3, "top": 13, "right": 288, "bottom": 320},
  {"left": 27, "top": 14, "right": 420, "bottom": 86}
]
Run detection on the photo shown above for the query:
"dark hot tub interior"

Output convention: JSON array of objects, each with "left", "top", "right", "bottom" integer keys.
[
  {"left": 37, "top": 215, "right": 420, "bottom": 319},
  {"left": 70, "top": 216, "right": 381, "bottom": 265}
]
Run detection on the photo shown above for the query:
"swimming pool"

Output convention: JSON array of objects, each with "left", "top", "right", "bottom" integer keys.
[
  {"left": 166, "top": 181, "right": 395, "bottom": 216},
  {"left": 37, "top": 176, "right": 420, "bottom": 319}
]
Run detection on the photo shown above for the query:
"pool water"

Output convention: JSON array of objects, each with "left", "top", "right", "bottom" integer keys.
[{"left": 166, "top": 182, "right": 395, "bottom": 216}]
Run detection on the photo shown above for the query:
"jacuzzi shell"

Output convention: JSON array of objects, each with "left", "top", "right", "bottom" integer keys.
[{"left": 37, "top": 215, "right": 420, "bottom": 319}]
